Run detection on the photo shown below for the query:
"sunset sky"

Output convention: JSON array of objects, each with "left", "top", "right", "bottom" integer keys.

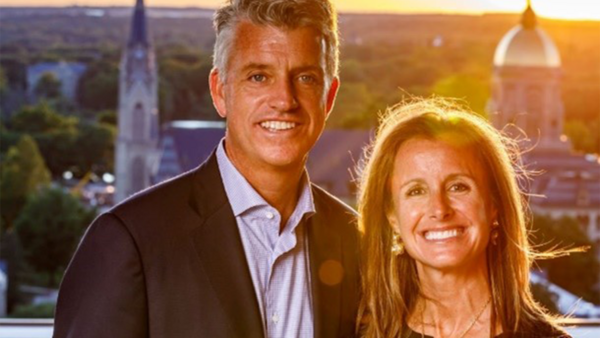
[{"left": 1, "top": 0, "right": 599, "bottom": 21}]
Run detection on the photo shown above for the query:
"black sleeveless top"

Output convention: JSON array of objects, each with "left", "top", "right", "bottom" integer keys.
[{"left": 405, "top": 328, "right": 571, "bottom": 338}]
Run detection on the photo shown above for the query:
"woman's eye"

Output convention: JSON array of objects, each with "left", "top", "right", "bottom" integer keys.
[
  {"left": 406, "top": 188, "right": 425, "bottom": 197},
  {"left": 449, "top": 183, "right": 469, "bottom": 192}
]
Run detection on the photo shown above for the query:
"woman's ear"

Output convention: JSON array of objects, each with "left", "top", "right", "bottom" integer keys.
[{"left": 386, "top": 210, "right": 399, "bottom": 232}]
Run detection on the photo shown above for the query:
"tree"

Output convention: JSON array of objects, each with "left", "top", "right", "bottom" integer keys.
[
  {"left": 97, "top": 110, "right": 117, "bottom": 126},
  {"left": 8, "top": 103, "right": 116, "bottom": 177},
  {"left": 11, "top": 102, "right": 76, "bottom": 134},
  {"left": 329, "top": 81, "right": 377, "bottom": 129},
  {"left": 0, "top": 122, "right": 21, "bottom": 157},
  {"left": 10, "top": 104, "right": 79, "bottom": 177},
  {"left": 14, "top": 187, "right": 96, "bottom": 287},
  {"left": 564, "top": 119, "right": 599, "bottom": 154},
  {"left": 34, "top": 72, "right": 62, "bottom": 100},
  {"left": 159, "top": 57, "right": 217, "bottom": 122},
  {"left": 74, "top": 121, "right": 116, "bottom": 175},
  {"left": 77, "top": 59, "right": 118, "bottom": 111},
  {"left": 0, "top": 134, "right": 51, "bottom": 229},
  {"left": 530, "top": 214, "right": 600, "bottom": 303},
  {"left": 0, "top": 66, "right": 7, "bottom": 95},
  {"left": 431, "top": 73, "right": 489, "bottom": 117},
  {"left": 35, "top": 127, "right": 80, "bottom": 177}
]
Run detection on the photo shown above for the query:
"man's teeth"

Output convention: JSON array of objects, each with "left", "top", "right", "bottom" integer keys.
[
  {"left": 260, "top": 121, "right": 296, "bottom": 131},
  {"left": 424, "top": 228, "right": 461, "bottom": 240}
]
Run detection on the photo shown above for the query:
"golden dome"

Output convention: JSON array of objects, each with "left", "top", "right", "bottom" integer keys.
[{"left": 493, "top": 4, "right": 561, "bottom": 68}]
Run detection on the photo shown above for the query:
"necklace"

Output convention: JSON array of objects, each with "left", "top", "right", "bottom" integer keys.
[{"left": 419, "top": 297, "right": 492, "bottom": 338}]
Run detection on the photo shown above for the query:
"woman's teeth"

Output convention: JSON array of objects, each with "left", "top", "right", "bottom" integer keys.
[{"left": 424, "top": 228, "right": 463, "bottom": 240}]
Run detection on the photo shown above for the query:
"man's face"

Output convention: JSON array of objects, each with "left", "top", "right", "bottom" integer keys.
[{"left": 210, "top": 21, "right": 339, "bottom": 174}]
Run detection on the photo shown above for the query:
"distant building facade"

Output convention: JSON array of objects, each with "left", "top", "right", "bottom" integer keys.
[
  {"left": 26, "top": 61, "right": 87, "bottom": 101},
  {"left": 488, "top": 4, "right": 600, "bottom": 258},
  {"left": 115, "top": 0, "right": 159, "bottom": 202}
]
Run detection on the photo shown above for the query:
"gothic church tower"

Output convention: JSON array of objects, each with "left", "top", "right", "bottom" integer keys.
[{"left": 115, "top": 0, "right": 159, "bottom": 202}]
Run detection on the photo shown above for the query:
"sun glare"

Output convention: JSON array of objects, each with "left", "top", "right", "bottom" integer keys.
[
  {"left": 483, "top": 0, "right": 600, "bottom": 21},
  {"left": 1, "top": 0, "right": 599, "bottom": 21},
  {"left": 532, "top": 1, "right": 600, "bottom": 21}
]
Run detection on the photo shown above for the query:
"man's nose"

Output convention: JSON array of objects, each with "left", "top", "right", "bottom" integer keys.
[{"left": 269, "top": 78, "right": 299, "bottom": 112}]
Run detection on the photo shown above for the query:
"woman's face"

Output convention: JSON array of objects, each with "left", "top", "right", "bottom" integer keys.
[{"left": 387, "top": 137, "right": 497, "bottom": 272}]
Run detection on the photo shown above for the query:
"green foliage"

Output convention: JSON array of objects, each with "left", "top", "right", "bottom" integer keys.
[
  {"left": 530, "top": 214, "right": 599, "bottom": 303},
  {"left": 35, "top": 128, "right": 80, "bottom": 177},
  {"left": 97, "top": 110, "right": 117, "bottom": 126},
  {"left": 34, "top": 72, "right": 62, "bottom": 100},
  {"left": 11, "top": 103, "right": 76, "bottom": 134},
  {"left": 8, "top": 103, "right": 115, "bottom": 177},
  {"left": 0, "top": 66, "right": 7, "bottom": 95},
  {"left": 431, "top": 73, "right": 489, "bottom": 117},
  {"left": 564, "top": 119, "right": 600, "bottom": 154},
  {"left": 10, "top": 104, "right": 78, "bottom": 176},
  {"left": 158, "top": 55, "right": 218, "bottom": 122},
  {"left": 0, "top": 134, "right": 51, "bottom": 228},
  {"left": 9, "top": 302, "right": 55, "bottom": 318},
  {"left": 77, "top": 59, "right": 118, "bottom": 111},
  {"left": 0, "top": 122, "right": 22, "bottom": 157},
  {"left": 564, "top": 120, "right": 591, "bottom": 151},
  {"left": 74, "top": 121, "right": 116, "bottom": 175},
  {"left": 330, "top": 81, "right": 377, "bottom": 128},
  {"left": 15, "top": 187, "right": 96, "bottom": 287}
]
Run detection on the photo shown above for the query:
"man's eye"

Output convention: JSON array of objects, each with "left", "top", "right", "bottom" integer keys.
[
  {"left": 449, "top": 183, "right": 469, "bottom": 192},
  {"left": 249, "top": 74, "right": 266, "bottom": 82},
  {"left": 298, "top": 74, "right": 316, "bottom": 83}
]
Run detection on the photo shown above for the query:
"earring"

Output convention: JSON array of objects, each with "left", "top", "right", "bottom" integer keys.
[
  {"left": 391, "top": 232, "right": 404, "bottom": 256},
  {"left": 491, "top": 220, "right": 500, "bottom": 246}
]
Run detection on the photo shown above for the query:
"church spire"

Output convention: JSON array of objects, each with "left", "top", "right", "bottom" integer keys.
[
  {"left": 521, "top": 0, "right": 537, "bottom": 29},
  {"left": 128, "top": 0, "right": 149, "bottom": 47}
]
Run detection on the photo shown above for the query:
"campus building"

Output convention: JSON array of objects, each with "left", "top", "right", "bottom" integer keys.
[{"left": 487, "top": 3, "right": 600, "bottom": 260}]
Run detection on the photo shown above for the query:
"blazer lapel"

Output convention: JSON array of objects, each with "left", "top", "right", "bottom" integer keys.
[
  {"left": 308, "top": 190, "right": 343, "bottom": 338},
  {"left": 190, "top": 152, "right": 264, "bottom": 337}
]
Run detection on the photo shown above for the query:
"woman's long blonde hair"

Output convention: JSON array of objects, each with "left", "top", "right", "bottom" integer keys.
[{"left": 357, "top": 98, "right": 563, "bottom": 337}]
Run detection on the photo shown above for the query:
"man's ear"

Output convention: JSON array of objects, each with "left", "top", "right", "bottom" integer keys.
[
  {"left": 209, "top": 68, "right": 227, "bottom": 118},
  {"left": 325, "top": 77, "right": 340, "bottom": 117}
]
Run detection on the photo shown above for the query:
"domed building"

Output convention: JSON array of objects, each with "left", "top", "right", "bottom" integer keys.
[
  {"left": 488, "top": 1, "right": 565, "bottom": 150},
  {"left": 487, "top": 3, "right": 600, "bottom": 261}
]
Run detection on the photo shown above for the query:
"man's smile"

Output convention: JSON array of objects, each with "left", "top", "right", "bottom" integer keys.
[{"left": 259, "top": 120, "right": 298, "bottom": 132}]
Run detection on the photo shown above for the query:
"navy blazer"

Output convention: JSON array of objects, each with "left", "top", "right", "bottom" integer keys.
[{"left": 54, "top": 151, "right": 361, "bottom": 338}]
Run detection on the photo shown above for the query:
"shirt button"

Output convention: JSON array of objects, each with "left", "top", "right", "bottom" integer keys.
[
  {"left": 271, "top": 313, "right": 279, "bottom": 323},
  {"left": 266, "top": 211, "right": 274, "bottom": 219}
]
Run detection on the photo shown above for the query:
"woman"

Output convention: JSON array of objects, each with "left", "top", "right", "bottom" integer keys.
[{"left": 357, "top": 99, "right": 570, "bottom": 338}]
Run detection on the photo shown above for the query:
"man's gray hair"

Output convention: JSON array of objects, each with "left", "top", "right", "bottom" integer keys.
[{"left": 212, "top": 0, "right": 339, "bottom": 83}]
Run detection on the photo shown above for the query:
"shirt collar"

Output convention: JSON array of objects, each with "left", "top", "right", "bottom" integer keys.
[{"left": 216, "top": 139, "right": 315, "bottom": 218}]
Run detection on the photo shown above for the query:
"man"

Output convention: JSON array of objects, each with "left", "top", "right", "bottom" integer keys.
[{"left": 53, "top": 0, "right": 360, "bottom": 337}]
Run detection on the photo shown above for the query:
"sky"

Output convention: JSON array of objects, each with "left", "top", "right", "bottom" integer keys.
[{"left": 0, "top": 0, "right": 599, "bottom": 21}]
